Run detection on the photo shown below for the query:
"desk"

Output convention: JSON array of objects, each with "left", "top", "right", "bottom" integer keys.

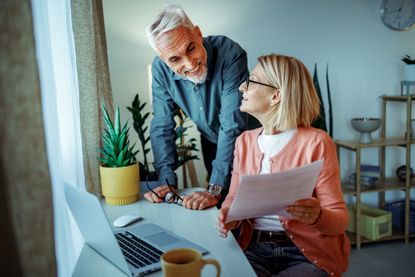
[{"left": 73, "top": 188, "right": 256, "bottom": 277}]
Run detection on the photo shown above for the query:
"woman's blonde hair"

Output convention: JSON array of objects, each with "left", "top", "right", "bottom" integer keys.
[{"left": 258, "top": 54, "right": 320, "bottom": 131}]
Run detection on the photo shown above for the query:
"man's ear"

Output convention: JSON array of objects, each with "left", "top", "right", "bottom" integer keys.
[{"left": 270, "top": 89, "right": 281, "bottom": 106}]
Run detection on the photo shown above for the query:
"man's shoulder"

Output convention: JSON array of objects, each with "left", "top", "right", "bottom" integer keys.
[
  {"left": 205, "top": 35, "right": 246, "bottom": 55},
  {"left": 152, "top": 55, "right": 166, "bottom": 69},
  {"left": 151, "top": 56, "right": 174, "bottom": 80}
]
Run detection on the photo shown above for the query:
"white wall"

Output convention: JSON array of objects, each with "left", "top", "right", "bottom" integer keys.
[{"left": 102, "top": 0, "right": 415, "bottom": 203}]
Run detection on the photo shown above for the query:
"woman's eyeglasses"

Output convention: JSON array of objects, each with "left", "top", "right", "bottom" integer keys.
[
  {"left": 146, "top": 178, "right": 186, "bottom": 206},
  {"left": 245, "top": 76, "right": 278, "bottom": 90}
]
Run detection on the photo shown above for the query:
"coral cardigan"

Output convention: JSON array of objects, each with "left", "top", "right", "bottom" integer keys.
[{"left": 222, "top": 127, "right": 350, "bottom": 277}]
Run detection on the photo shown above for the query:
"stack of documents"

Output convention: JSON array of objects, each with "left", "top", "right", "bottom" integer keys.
[{"left": 225, "top": 160, "right": 323, "bottom": 223}]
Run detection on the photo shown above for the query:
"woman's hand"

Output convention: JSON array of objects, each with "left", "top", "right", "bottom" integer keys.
[
  {"left": 216, "top": 206, "right": 240, "bottom": 238},
  {"left": 286, "top": 197, "right": 322, "bottom": 225}
]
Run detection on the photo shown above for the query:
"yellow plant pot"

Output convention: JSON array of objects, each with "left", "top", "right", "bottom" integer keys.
[{"left": 100, "top": 163, "right": 140, "bottom": 205}]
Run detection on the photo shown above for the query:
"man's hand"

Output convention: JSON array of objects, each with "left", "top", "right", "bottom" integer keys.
[
  {"left": 216, "top": 206, "right": 240, "bottom": 238},
  {"left": 143, "top": 184, "right": 172, "bottom": 203},
  {"left": 182, "top": 191, "right": 219, "bottom": 210},
  {"left": 285, "top": 197, "right": 321, "bottom": 225}
]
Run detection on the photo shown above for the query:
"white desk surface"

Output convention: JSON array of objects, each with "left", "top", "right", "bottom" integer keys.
[{"left": 72, "top": 188, "right": 255, "bottom": 277}]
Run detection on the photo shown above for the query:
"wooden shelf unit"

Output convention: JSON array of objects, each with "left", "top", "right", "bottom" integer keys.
[{"left": 336, "top": 95, "right": 414, "bottom": 249}]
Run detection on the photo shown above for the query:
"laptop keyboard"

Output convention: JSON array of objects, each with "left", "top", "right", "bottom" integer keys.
[{"left": 115, "top": 231, "right": 163, "bottom": 269}]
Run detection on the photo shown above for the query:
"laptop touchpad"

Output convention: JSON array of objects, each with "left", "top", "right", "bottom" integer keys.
[{"left": 145, "top": 232, "right": 180, "bottom": 247}]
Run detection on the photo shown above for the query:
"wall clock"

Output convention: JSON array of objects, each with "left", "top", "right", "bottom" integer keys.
[{"left": 379, "top": 0, "right": 415, "bottom": 31}]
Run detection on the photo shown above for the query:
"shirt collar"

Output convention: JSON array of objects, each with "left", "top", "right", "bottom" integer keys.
[{"left": 172, "top": 38, "right": 213, "bottom": 81}]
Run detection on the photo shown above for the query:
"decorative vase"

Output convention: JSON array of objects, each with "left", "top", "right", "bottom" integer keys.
[
  {"left": 100, "top": 163, "right": 140, "bottom": 205},
  {"left": 404, "top": 64, "right": 415, "bottom": 81}
]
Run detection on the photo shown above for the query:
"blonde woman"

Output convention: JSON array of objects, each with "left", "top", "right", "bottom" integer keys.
[{"left": 217, "top": 54, "right": 350, "bottom": 277}]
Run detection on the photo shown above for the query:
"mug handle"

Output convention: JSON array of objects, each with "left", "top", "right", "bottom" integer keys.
[{"left": 201, "top": 258, "right": 221, "bottom": 277}]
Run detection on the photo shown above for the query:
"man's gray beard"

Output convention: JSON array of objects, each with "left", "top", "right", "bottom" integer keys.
[{"left": 182, "top": 68, "right": 208, "bottom": 85}]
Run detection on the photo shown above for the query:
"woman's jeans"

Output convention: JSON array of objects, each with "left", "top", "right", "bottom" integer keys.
[{"left": 245, "top": 233, "right": 328, "bottom": 277}]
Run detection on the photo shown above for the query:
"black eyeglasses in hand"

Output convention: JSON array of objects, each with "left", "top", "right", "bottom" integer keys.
[
  {"left": 245, "top": 76, "right": 278, "bottom": 90},
  {"left": 146, "top": 178, "right": 185, "bottom": 205}
]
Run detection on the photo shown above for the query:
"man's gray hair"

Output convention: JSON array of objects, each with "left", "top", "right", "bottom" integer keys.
[{"left": 146, "top": 5, "right": 195, "bottom": 51}]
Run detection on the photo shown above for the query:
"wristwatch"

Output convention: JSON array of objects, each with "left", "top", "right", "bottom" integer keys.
[{"left": 207, "top": 184, "right": 223, "bottom": 198}]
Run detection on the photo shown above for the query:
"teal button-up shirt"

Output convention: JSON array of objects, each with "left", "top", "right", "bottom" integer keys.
[{"left": 150, "top": 35, "right": 248, "bottom": 188}]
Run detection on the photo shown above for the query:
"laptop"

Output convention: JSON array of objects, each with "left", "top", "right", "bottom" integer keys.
[{"left": 64, "top": 183, "right": 208, "bottom": 277}]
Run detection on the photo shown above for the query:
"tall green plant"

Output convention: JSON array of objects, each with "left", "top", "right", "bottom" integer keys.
[
  {"left": 325, "top": 64, "right": 333, "bottom": 137},
  {"left": 127, "top": 94, "right": 151, "bottom": 177},
  {"left": 312, "top": 64, "right": 327, "bottom": 132},
  {"left": 127, "top": 93, "right": 199, "bottom": 179},
  {"left": 98, "top": 105, "right": 138, "bottom": 167},
  {"left": 174, "top": 109, "right": 199, "bottom": 170},
  {"left": 311, "top": 63, "right": 333, "bottom": 137}
]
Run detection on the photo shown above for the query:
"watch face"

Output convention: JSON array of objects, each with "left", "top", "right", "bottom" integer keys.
[
  {"left": 209, "top": 184, "right": 222, "bottom": 196},
  {"left": 380, "top": 0, "right": 415, "bottom": 31}
]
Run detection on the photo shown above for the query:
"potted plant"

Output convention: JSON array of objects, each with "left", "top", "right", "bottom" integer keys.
[
  {"left": 401, "top": 55, "right": 415, "bottom": 81},
  {"left": 98, "top": 104, "right": 139, "bottom": 205},
  {"left": 127, "top": 94, "right": 199, "bottom": 189}
]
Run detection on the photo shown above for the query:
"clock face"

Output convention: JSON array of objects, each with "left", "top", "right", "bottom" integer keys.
[{"left": 380, "top": 0, "right": 415, "bottom": 31}]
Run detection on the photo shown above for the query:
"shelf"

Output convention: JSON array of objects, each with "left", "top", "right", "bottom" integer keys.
[
  {"left": 335, "top": 137, "right": 413, "bottom": 150},
  {"left": 341, "top": 178, "right": 411, "bottom": 195},
  {"left": 381, "top": 95, "right": 415, "bottom": 102},
  {"left": 347, "top": 228, "right": 415, "bottom": 246},
  {"left": 340, "top": 95, "right": 413, "bottom": 249}
]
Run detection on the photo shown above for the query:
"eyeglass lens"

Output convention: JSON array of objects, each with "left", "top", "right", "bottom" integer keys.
[{"left": 245, "top": 76, "right": 278, "bottom": 90}]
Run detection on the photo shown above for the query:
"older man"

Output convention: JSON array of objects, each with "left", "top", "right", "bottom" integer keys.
[{"left": 144, "top": 5, "right": 255, "bottom": 210}]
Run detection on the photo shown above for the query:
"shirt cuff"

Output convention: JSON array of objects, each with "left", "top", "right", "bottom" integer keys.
[
  {"left": 210, "top": 169, "right": 231, "bottom": 189},
  {"left": 157, "top": 172, "right": 177, "bottom": 186}
]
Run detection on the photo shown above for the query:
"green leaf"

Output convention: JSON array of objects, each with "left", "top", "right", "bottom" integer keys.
[
  {"left": 326, "top": 63, "right": 333, "bottom": 137},
  {"left": 311, "top": 64, "right": 327, "bottom": 132},
  {"left": 114, "top": 107, "right": 120, "bottom": 136},
  {"left": 139, "top": 102, "right": 146, "bottom": 111},
  {"left": 102, "top": 105, "right": 116, "bottom": 138}
]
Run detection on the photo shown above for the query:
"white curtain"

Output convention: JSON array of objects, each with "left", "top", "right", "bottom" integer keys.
[{"left": 32, "top": 0, "right": 86, "bottom": 275}]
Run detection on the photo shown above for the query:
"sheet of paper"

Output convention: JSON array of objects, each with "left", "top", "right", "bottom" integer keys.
[{"left": 225, "top": 159, "right": 323, "bottom": 223}]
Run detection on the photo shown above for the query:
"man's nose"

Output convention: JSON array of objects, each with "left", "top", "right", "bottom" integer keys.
[{"left": 183, "top": 56, "right": 196, "bottom": 70}]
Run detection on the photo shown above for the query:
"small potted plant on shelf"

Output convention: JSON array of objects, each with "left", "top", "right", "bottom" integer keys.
[
  {"left": 98, "top": 104, "right": 139, "bottom": 205},
  {"left": 401, "top": 55, "right": 415, "bottom": 81},
  {"left": 127, "top": 93, "right": 199, "bottom": 189}
]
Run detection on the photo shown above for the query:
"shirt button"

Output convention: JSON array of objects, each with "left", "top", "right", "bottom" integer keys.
[
  {"left": 290, "top": 235, "right": 293, "bottom": 239},
  {"left": 199, "top": 107, "right": 203, "bottom": 110},
  {"left": 314, "top": 260, "right": 318, "bottom": 264},
  {"left": 330, "top": 273, "right": 334, "bottom": 276},
  {"left": 301, "top": 248, "right": 305, "bottom": 252}
]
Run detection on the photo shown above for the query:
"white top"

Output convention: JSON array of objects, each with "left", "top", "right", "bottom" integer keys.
[{"left": 253, "top": 129, "right": 296, "bottom": 232}]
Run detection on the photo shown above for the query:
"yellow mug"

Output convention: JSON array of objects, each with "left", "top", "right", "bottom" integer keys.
[{"left": 161, "top": 248, "right": 221, "bottom": 277}]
